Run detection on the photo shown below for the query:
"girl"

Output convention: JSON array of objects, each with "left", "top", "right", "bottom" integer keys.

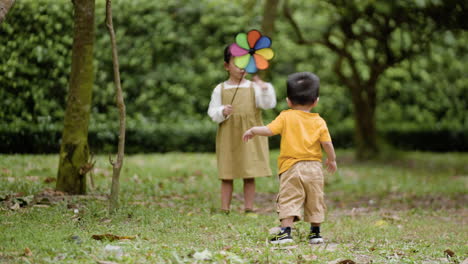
[{"left": 207, "top": 46, "right": 276, "bottom": 213}]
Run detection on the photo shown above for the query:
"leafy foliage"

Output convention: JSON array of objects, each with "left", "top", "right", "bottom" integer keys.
[
  {"left": 0, "top": 0, "right": 466, "bottom": 153},
  {"left": 281, "top": 0, "right": 468, "bottom": 158}
]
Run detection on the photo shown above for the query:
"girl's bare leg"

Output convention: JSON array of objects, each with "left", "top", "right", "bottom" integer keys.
[
  {"left": 243, "top": 178, "right": 255, "bottom": 211},
  {"left": 221, "top": 179, "right": 233, "bottom": 211}
]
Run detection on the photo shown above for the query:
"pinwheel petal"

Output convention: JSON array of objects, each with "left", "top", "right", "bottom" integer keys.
[
  {"left": 234, "top": 54, "right": 250, "bottom": 69},
  {"left": 229, "top": 43, "right": 249, "bottom": 56},
  {"left": 247, "top": 30, "right": 261, "bottom": 48},
  {"left": 255, "top": 48, "right": 274, "bottom": 60},
  {"left": 235, "top": 33, "right": 249, "bottom": 50},
  {"left": 253, "top": 54, "right": 269, "bottom": 70},
  {"left": 245, "top": 56, "right": 258, "bottom": 73},
  {"left": 254, "top": 36, "right": 271, "bottom": 50}
]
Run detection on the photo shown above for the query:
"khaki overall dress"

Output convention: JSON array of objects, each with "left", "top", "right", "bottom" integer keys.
[{"left": 216, "top": 82, "right": 272, "bottom": 180}]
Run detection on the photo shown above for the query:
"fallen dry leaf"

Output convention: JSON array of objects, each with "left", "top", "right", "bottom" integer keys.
[
  {"left": 193, "top": 249, "right": 212, "bottom": 261},
  {"left": 382, "top": 214, "right": 402, "bottom": 222},
  {"left": 97, "top": 261, "right": 119, "bottom": 264},
  {"left": 192, "top": 170, "right": 203, "bottom": 176},
  {"left": 222, "top": 245, "right": 233, "bottom": 251},
  {"left": 10, "top": 203, "right": 20, "bottom": 210},
  {"left": 24, "top": 248, "right": 32, "bottom": 257},
  {"left": 25, "top": 176, "right": 40, "bottom": 182},
  {"left": 67, "top": 203, "right": 80, "bottom": 209},
  {"left": 100, "top": 218, "right": 112, "bottom": 223},
  {"left": 338, "top": 260, "right": 356, "bottom": 264},
  {"left": 36, "top": 188, "right": 66, "bottom": 197},
  {"left": 33, "top": 188, "right": 67, "bottom": 205},
  {"left": 303, "top": 255, "right": 318, "bottom": 261},
  {"left": 444, "top": 249, "right": 455, "bottom": 257},
  {"left": 92, "top": 234, "right": 135, "bottom": 241},
  {"left": 43, "top": 177, "right": 56, "bottom": 183}
]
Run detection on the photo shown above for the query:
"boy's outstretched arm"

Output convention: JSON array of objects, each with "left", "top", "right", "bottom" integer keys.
[
  {"left": 243, "top": 126, "right": 273, "bottom": 142},
  {"left": 320, "top": 141, "right": 337, "bottom": 173}
]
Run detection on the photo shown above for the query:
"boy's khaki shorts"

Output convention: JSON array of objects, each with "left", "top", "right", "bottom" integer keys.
[{"left": 277, "top": 160, "right": 326, "bottom": 223}]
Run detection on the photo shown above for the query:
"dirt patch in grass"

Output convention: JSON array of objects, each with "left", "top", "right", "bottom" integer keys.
[
  {"left": 232, "top": 192, "right": 468, "bottom": 214},
  {"left": 327, "top": 191, "right": 468, "bottom": 210},
  {"left": 337, "top": 152, "right": 468, "bottom": 174}
]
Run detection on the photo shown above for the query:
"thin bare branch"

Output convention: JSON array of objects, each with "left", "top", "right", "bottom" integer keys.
[{"left": 106, "top": 0, "right": 126, "bottom": 213}]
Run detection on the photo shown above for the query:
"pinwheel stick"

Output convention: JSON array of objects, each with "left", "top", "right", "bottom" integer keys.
[{"left": 230, "top": 72, "right": 246, "bottom": 105}]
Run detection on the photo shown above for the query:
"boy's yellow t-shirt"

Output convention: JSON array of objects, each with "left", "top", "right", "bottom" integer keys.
[{"left": 267, "top": 109, "right": 332, "bottom": 174}]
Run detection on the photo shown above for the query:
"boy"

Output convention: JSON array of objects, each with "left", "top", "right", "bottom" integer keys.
[{"left": 243, "top": 72, "right": 337, "bottom": 244}]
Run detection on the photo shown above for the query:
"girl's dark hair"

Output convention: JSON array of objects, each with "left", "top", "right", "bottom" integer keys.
[
  {"left": 286, "top": 72, "right": 320, "bottom": 105},
  {"left": 224, "top": 45, "right": 232, "bottom": 63}
]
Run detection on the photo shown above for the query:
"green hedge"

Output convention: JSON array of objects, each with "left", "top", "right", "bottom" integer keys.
[
  {"left": 0, "top": 121, "right": 217, "bottom": 154},
  {"left": 385, "top": 130, "right": 468, "bottom": 152},
  {"left": 1, "top": 122, "right": 466, "bottom": 154}
]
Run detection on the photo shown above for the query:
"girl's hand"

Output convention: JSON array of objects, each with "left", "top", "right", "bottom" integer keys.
[
  {"left": 252, "top": 75, "right": 268, "bottom": 90},
  {"left": 223, "top": 105, "right": 233, "bottom": 116},
  {"left": 325, "top": 159, "right": 337, "bottom": 174},
  {"left": 243, "top": 129, "right": 255, "bottom": 142}
]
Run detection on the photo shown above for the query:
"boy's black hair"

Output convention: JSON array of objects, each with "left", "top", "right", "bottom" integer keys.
[
  {"left": 286, "top": 72, "right": 320, "bottom": 105},
  {"left": 224, "top": 45, "right": 232, "bottom": 63}
]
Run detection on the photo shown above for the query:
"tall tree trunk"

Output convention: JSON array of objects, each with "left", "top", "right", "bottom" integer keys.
[
  {"left": 106, "top": 0, "right": 126, "bottom": 212},
  {"left": 261, "top": 0, "right": 279, "bottom": 37},
  {"left": 56, "top": 0, "right": 95, "bottom": 194},
  {"left": 350, "top": 84, "right": 378, "bottom": 160},
  {"left": 0, "top": 0, "right": 15, "bottom": 24},
  {"left": 259, "top": 0, "right": 279, "bottom": 80}
]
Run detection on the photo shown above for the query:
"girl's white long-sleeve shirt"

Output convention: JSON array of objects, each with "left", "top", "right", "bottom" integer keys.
[{"left": 207, "top": 80, "right": 276, "bottom": 124}]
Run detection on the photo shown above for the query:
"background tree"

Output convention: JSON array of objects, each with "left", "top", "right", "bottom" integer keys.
[
  {"left": 0, "top": 0, "right": 15, "bottom": 24},
  {"left": 261, "top": 0, "right": 279, "bottom": 38},
  {"left": 56, "top": 0, "right": 95, "bottom": 194},
  {"left": 259, "top": 0, "right": 279, "bottom": 81},
  {"left": 283, "top": 0, "right": 467, "bottom": 159}
]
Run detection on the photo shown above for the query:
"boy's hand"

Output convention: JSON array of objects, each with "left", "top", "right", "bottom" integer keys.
[
  {"left": 223, "top": 105, "right": 233, "bottom": 116},
  {"left": 243, "top": 129, "right": 255, "bottom": 142},
  {"left": 325, "top": 159, "right": 337, "bottom": 174}
]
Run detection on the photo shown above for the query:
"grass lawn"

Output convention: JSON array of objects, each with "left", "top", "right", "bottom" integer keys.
[{"left": 0, "top": 150, "right": 467, "bottom": 263}]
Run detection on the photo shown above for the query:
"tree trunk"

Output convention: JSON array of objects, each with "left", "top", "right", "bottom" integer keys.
[
  {"left": 56, "top": 0, "right": 95, "bottom": 194},
  {"left": 0, "top": 0, "right": 16, "bottom": 24},
  {"left": 106, "top": 0, "right": 126, "bottom": 213},
  {"left": 350, "top": 84, "right": 378, "bottom": 160},
  {"left": 259, "top": 0, "right": 279, "bottom": 80},
  {"left": 261, "top": 0, "right": 279, "bottom": 37}
]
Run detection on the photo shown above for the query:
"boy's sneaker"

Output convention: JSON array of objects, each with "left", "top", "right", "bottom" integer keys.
[
  {"left": 270, "top": 227, "right": 293, "bottom": 244},
  {"left": 309, "top": 233, "right": 324, "bottom": 244}
]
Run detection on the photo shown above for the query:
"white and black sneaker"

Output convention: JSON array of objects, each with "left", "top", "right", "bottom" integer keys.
[
  {"left": 309, "top": 233, "right": 324, "bottom": 244},
  {"left": 270, "top": 227, "right": 293, "bottom": 244},
  {"left": 309, "top": 226, "right": 324, "bottom": 244}
]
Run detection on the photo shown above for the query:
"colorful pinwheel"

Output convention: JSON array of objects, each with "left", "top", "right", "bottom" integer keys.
[{"left": 229, "top": 29, "right": 274, "bottom": 73}]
